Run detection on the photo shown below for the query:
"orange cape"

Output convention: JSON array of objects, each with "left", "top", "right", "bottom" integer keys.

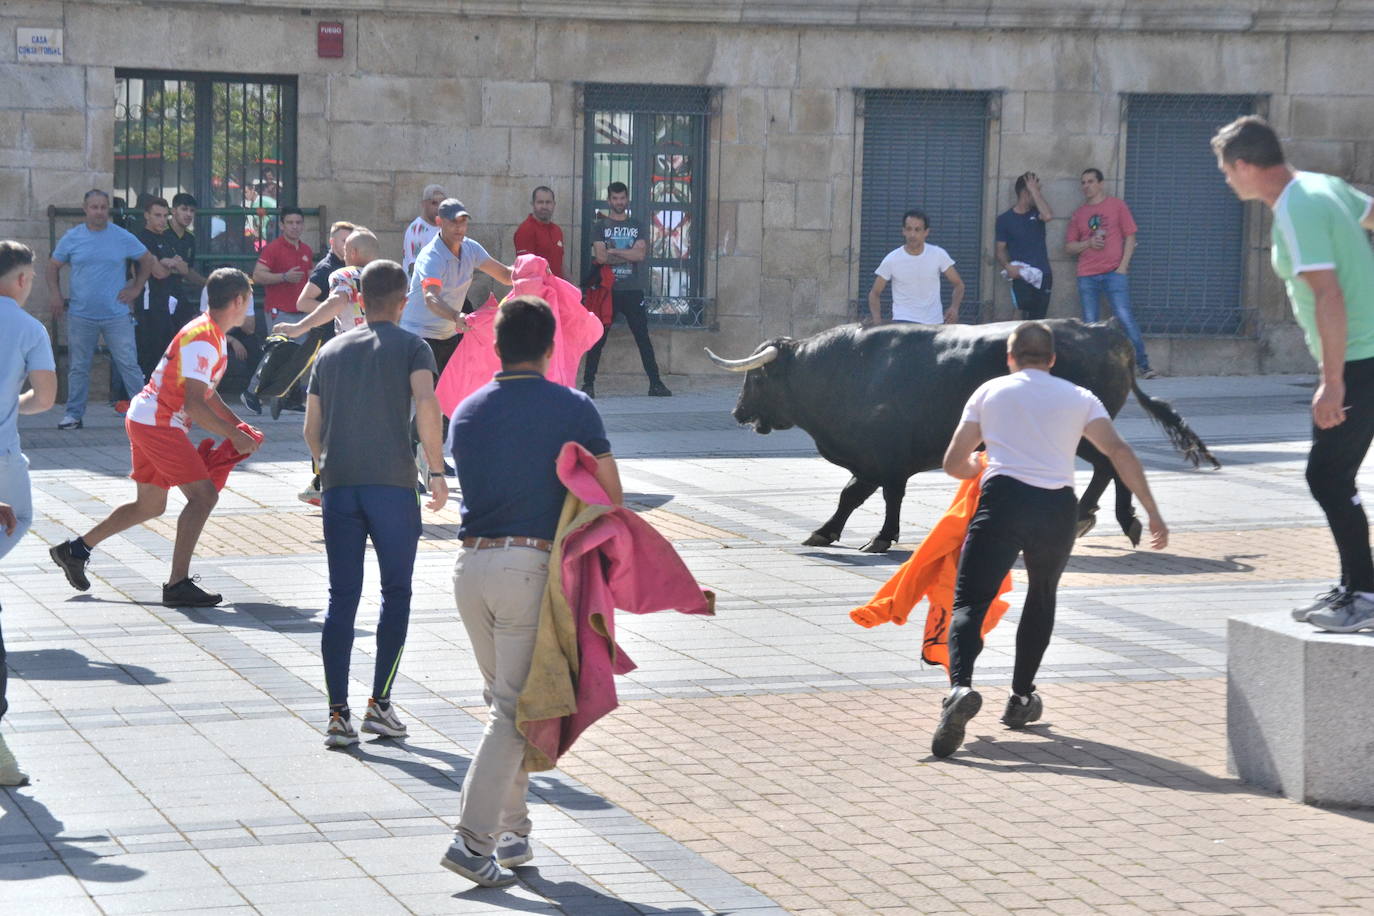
[{"left": 849, "top": 464, "right": 1013, "bottom": 671}]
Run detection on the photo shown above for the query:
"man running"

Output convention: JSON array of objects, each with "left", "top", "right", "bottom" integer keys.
[
  {"left": 274, "top": 228, "right": 379, "bottom": 339},
  {"left": 931, "top": 321, "right": 1167, "bottom": 758},
  {"left": 1212, "top": 116, "right": 1374, "bottom": 633},
  {"left": 305, "top": 259, "right": 447, "bottom": 747},
  {"left": 49, "top": 268, "right": 263, "bottom": 607}
]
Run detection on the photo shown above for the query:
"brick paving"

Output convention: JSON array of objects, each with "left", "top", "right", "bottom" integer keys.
[{"left": 2, "top": 374, "right": 1373, "bottom": 914}]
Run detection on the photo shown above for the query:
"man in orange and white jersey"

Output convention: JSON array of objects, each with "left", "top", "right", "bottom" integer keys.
[{"left": 49, "top": 268, "right": 263, "bottom": 608}]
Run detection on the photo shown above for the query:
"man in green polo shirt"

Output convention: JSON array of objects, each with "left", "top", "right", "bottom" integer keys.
[{"left": 1213, "top": 115, "right": 1374, "bottom": 633}]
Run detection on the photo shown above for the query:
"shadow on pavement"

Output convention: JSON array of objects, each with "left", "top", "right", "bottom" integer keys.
[
  {"left": 344, "top": 740, "right": 465, "bottom": 790},
  {"left": 0, "top": 791, "right": 144, "bottom": 884},
  {"left": 6, "top": 648, "right": 168, "bottom": 686},
  {"left": 951, "top": 725, "right": 1268, "bottom": 794},
  {"left": 1060, "top": 549, "right": 1260, "bottom": 575},
  {"left": 498, "top": 866, "right": 713, "bottom": 915},
  {"left": 168, "top": 601, "right": 323, "bottom": 634}
]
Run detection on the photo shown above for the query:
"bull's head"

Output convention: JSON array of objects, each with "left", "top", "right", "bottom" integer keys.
[{"left": 704, "top": 340, "right": 794, "bottom": 434}]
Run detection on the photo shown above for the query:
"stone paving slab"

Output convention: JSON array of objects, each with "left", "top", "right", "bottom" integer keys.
[{"left": 2, "top": 375, "right": 1372, "bottom": 914}]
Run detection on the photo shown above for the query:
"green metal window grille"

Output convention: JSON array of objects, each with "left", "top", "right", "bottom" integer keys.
[{"left": 114, "top": 69, "right": 299, "bottom": 276}]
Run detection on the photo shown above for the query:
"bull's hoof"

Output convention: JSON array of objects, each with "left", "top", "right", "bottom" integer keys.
[
  {"left": 1075, "top": 515, "right": 1098, "bottom": 539},
  {"left": 859, "top": 538, "right": 892, "bottom": 554},
  {"left": 1124, "top": 517, "right": 1143, "bottom": 548},
  {"left": 802, "top": 532, "right": 838, "bottom": 547}
]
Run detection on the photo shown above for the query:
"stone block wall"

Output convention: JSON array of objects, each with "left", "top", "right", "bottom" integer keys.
[{"left": 6, "top": 0, "right": 1374, "bottom": 379}]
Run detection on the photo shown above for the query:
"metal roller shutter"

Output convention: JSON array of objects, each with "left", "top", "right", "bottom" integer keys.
[
  {"left": 1124, "top": 94, "right": 1255, "bottom": 335},
  {"left": 858, "top": 90, "right": 992, "bottom": 322}
]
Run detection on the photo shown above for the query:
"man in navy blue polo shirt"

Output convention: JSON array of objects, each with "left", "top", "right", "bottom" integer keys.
[
  {"left": 995, "top": 172, "right": 1055, "bottom": 320},
  {"left": 441, "top": 295, "right": 622, "bottom": 888}
]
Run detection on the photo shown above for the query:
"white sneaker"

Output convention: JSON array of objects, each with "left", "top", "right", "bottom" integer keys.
[
  {"left": 361, "top": 699, "right": 407, "bottom": 738},
  {"left": 324, "top": 711, "right": 359, "bottom": 747},
  {"left": 496, "top": 831, "right": 533, "bottom": 868},
  {"left": 1308, "top": 593, "right": 1374, "bottom": 633},
  {"left": 0, "top": 733, "right": 28, "bottom": 786}
]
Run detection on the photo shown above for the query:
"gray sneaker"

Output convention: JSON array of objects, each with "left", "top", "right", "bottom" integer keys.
[
  {"left": 1293, "top": 586, "right": 1346, "bottom": 622},
  {"left": 1308, "top": 593, "right": 1374, "bottom": 633},
  {"left": 931, "top": 686, "right": 982, "bottom": 758},
  {"left": 1001, "top": 691, "right": 1043, "bottom": 729},
  {"left": 495, "top": 831, "right": 533, "bottom": 868},
  {"left": 440, "top": 840, "right": 517, "bottom": 887}
]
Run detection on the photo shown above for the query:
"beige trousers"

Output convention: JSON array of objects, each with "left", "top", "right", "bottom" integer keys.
[{"left": 452, "top": 545, "right": 549, "bottom": 856}]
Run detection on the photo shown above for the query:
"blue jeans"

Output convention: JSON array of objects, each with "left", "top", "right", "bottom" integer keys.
[
  {"left": 1077, "top": 272, "right": 1150, "bottom": 370},
  {"left": 0, "top": 450, "right": 31, "bottom": 722},
  {"left": 66, "top": 313, "right": 145, "bottom": 419},
  {"left": 320, "top": 485, "right": 421, "bottom": 708}
]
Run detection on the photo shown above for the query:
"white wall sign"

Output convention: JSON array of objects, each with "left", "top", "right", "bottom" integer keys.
[{"left": 17, "top": 27, "right": 63, "bottom": 63}]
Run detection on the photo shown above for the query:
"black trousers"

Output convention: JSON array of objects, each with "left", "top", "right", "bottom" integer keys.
[
  {"left": 1308, "top": 356, "right": 1374, "bottom": 593},
  {"left": 582, "top": 289, "right": 662, "bottom": 385},
  {"left": 948, "top": 475, "right": 1077, "bottom": 695},
  {"left": 135, "top": 306, "right": 175, "bottom": 379},
  {"left": 1010, "top": 278, "right": 1052, "bottom": 321}
]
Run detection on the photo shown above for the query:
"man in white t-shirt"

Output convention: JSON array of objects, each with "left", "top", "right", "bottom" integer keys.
[
  {"left": 867, "top": 209, "right": 965, "bottom": 325},
  {"left": 930, "top": 321, "right": 1168, "bottom": 759},
  {"left": 403, "top": 184, "right": 447, "bottom": 276}
]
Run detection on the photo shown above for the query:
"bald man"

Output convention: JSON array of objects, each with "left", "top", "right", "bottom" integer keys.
[{"left": 273, "top": 229, "right": 381, "bottom": 339}]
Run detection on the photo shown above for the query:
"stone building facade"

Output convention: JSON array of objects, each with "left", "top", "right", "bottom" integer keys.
[{"left": 5, "top": 0, "right": 1374, "bottom": 380}]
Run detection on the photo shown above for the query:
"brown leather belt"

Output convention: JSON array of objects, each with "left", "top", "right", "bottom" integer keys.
[{"left": 461, "top": 536, "right": 552, "bottom": 553}]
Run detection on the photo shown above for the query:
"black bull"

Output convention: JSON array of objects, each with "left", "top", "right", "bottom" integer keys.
[{"left": 706, "top": 319, "right": 1219, "bottom": 553}]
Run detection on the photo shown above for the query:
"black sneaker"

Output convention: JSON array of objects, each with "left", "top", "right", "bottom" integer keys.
[
  {"left": 49, "top": 541, "right": 91, "bottom": 591},
  {"left": 243, "top": 391, "right": 263, "bottom": 415},
  {"left": 581, "top": 381, "right": 595, "bottom": 400},
  {"left": 162, "top": 577, "right": 222, "bottom": 608},
  {"left": 270, "top": 396, "right": 283, "bottom": 420},
  {"left": 647, "top": 382, "right": 673, "bottom": 397},
  {"left": 1001, "top": 691, "right": 1043, "bottom": 729},
  {"left": 931, "top": 686, "right": 982, "bottom": 758}
]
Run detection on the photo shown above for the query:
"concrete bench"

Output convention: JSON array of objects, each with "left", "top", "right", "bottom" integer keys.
[{"left": 1228, "top": 612, "right": 1374, "bottom": 807}]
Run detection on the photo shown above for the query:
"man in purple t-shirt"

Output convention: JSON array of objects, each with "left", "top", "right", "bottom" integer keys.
[{"left": 1066, "top": 168, "right": 1155, "bottom": 378}]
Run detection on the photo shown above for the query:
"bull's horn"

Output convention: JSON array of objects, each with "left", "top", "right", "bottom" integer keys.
[{"left": 703, "top": 345, "right": 779, "bottom": 372}]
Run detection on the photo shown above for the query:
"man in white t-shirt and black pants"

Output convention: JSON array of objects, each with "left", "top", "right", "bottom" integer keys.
[
  {"left": 867, "top": 209, "right": 966, "bottom": 325},
  {"left": 931, "top": 321, "right": 1169, "bottom": 758}
]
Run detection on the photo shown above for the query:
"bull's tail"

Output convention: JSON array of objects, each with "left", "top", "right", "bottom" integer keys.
[{"left": 1131, "top": 381, "right": 1221, "bottom": 469}]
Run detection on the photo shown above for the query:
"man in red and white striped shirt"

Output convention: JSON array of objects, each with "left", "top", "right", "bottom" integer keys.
[{"left": 49, "top": 269, "right": 263, "bottom": 608}]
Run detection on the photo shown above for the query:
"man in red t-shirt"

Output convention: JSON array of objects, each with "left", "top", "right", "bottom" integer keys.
[
  {"left": 48, "top": 269, "right": 263, "bottom": 608},
  {"left": 1066, "top": 168, "right": 1154, "bottom": 377},
  {"left": 513, "top": 186, "right": 564, "bottom": 279},
  {"left": 253, "top": 207, "right": 315, "bottom": 324}
]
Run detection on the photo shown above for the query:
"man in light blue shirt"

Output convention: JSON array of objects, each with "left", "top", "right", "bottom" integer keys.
[
  {"left": 0, "top": 241, "right": 59, "bottom": 786},
  {"left": 403, "top": 199, "right": 513, "bottom": 376},
  {"left": 45, "top": 189, "right": 159, "bottom": 429}
]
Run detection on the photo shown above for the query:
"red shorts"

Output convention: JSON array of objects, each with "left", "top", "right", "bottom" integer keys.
[{"left": 126, "top": 418, "right": 210, "bottom": 490}]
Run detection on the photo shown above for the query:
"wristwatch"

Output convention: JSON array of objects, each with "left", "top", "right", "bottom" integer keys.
[{"left": 428, "top": 471, "right": 445, "bottom": 479}]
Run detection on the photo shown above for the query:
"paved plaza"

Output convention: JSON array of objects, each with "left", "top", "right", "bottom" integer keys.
[{"left": 3, "top": 371, "right": 1374, "bottom": 915}]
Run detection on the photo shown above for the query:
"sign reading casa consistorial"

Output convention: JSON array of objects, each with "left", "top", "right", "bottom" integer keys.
[{"left": 16, "top": 27, "right": 63, "bottom": 63}]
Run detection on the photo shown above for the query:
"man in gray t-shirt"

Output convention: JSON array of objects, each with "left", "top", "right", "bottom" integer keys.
[
  {"left": 581, "top": 181, "right": 670, "bottom": 398},
  {"left": 304, "top": 259, "right": 447, "bottom": 749}
]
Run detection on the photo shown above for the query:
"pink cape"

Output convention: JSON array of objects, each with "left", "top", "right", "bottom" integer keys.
[
  {"left": 435, "top": 254, "right": 605, "bottom": 416},
  {"left": 519, "top": 443, "right": 715, "bottom": 766}
]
